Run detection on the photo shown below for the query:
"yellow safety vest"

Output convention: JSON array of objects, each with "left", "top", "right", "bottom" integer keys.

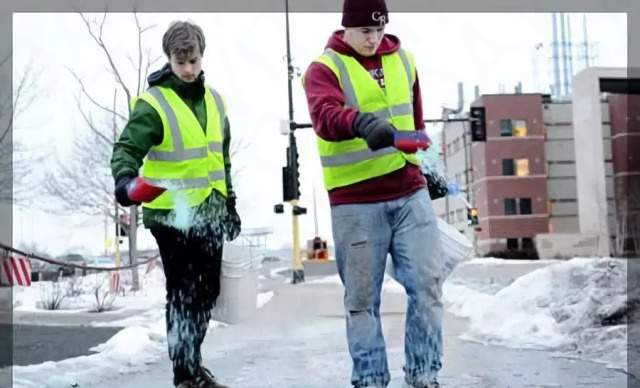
[
  {"left": 312, "top": 48, "right": 421, "bottom": 191},
  {"left": 133, "top": 86, "right": 227, "bottom": 209}
]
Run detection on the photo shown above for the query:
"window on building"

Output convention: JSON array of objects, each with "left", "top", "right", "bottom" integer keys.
[
  {"left": 502, "top": 159, "right": 515, "bottom": 175},
  {"left": 504, "top": 198, "right": 517, "bottom": 215},
  {"left": 522, "top": 238, "right": 534, "bottom": 250},
  {"left": 500, "top": 119, "right": 528, "bottom": 137},
  {"left": 502, "top": 158, "right": 529, "bottom": 176},
  {"left": 513, "top": 120, "right": 528, "bottom": 137},
  {"left": 519, "top": 198, "right": 532, "bottom": 215},
  {"left": 507, "top": 238, "right": 519, "bottom": 250},
  {"left": 500, "top": 120, "right": 513, "bottom": 137},
  {"left": 515, "top": 158, "right": 529, "bottom": 176}
]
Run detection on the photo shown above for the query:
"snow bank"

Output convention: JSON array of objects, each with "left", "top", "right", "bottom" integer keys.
[
  {"left": 11, "top": 321, "right": 166, "bottom": 388},
  {"left": 13, "top": 266, "right": 167, "bottom": 313},
  {"left": 10, "top": 266, "right": 227, "bottom": 388},
  {"left": 257, "top": 291, "right": 274, "bottom": 309},
  {"left": 444, "top": 257, "right": 629, "bottom": 371}
]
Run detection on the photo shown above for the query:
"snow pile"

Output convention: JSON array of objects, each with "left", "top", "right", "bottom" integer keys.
[
  {"left": 12, "top": 265, "right": 167, "bottom": 313},
  {"left": 11, "top": 265, "right": 230, "bottom": 388},
  {"left": 444, "top": 257, "right": 630, "bottom": 371},
  {"left": 12, "top": 320, "right": 167, "bottom": 388},
  {"left": 257, "top": 291, "right": 274, "bottom": 309}
]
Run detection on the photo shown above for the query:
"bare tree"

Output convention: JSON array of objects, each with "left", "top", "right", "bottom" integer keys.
[
  {"left": 0, "top": 58, "right": 42, "bottom": 204},
  {"left": 42, "top": 12, "right": 161, "bottom": 290}
]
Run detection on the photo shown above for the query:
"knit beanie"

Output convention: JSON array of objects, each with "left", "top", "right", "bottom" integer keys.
[{"left": 341, "top": 0, "right": 389, "bottom": 27}]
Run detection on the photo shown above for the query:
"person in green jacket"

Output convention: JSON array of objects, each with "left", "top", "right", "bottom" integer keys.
[{"left": 110, "top": 20, "right": 238, "bottom": 388}]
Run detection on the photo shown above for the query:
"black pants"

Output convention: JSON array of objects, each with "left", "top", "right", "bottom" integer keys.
[{"left": 150, "top": 224, "right": 224, "bottom": 386}]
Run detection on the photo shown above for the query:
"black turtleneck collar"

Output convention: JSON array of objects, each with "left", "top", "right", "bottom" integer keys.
[{"left": 147, "top": 63, "right": 206, "bottom": 101}]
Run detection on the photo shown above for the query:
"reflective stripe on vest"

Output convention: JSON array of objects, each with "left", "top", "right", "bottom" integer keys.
[
  {"left": 138, "top": 86, "right": 228, "bottom": 209},
  {"left": 313, "top": 49, "right": 421, "bottom": 190},
  {"left": 323, "top": 49, "right": 414, "bottom": 116},
  {"left": 145, "top": 169, "right": 225, "bottom": 190}
]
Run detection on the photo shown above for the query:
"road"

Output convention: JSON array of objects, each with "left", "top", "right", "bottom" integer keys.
[{"left": 95, "top": 258, "right": 636, "bottom": 388}]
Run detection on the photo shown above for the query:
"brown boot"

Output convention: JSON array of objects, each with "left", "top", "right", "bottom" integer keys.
[{"left": 194, "top": 366, "right": 229, "bottom": 388}]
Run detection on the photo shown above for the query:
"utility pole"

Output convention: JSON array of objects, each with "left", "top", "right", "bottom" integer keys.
[
  {"left": 119, "top": 86, "right": 140, "bottom": 291},
  {"left": 285, "top": 0, "right": 304, "bottom": 283},
  {"left": 461, "top": 119, "right": 478, "bottom": 254},
  {"left": 112, "top": 90, "right": 122, "bottom": 270}
]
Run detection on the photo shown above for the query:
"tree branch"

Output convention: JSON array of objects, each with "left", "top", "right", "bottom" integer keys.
[
  {"left": 77, "top": 12, "right": 132, "bottom": 104},
  {"left": 66, "top": 67, "right": 128, "bottom": 122},
  {"left": 74, "top": 96, "right": 115, "bottom": 145},
  {"left": 134, "top": 12, "right": 143, "bottom": 96},
  {"left": 0, "top": 60, "right": 39, "bottom": 145}
]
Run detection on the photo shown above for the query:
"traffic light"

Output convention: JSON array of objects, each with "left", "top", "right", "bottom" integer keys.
[
  {"left": 470, "top": 107, "right": 486, "bottom": 142},
  {"left": 282, "top": 138, "right": 301, "bottom": 202},
  {"left": 282, "top": 166, "right": 295, "bottom": 202},
  {"left": 467, "top": 207, "right": 479, "bottom": 226},
  {"left": 292, "top": 205, "right": 307, "bottom": 215}
]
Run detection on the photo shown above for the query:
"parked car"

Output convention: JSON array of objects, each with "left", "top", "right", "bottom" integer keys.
[
  {"left": 31, "top": 253, "right": 89, "bottom": 281},
  {"left": 58, "top": 254, "right": 88, "bottom": 277},
  {"left": 87, "top": 255, "right": 115, "bottom": 269},
  {"left": 30, "top": 255, "right": 59, "bottom": 281}
]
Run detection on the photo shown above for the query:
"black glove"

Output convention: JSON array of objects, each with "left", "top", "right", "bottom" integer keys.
[
  {"left": 425, "top": 169, "right": 449, "bottom": 200},
  {"left": 224, "top": 196, "right": 241, "bottom": 241},
  {"left": 352, "top": 112, "right": 395, "bottom": 151},
  {"left": 114, "top": 175, "right": 140, "bottom": 207}
]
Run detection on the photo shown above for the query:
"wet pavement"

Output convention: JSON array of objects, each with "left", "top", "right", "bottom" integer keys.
[
  {"left": 98, "top": 258, "right": 636, "bottom": 388},
  {"left": 9, "top": 324, "right": 121, "bottom": 367}
]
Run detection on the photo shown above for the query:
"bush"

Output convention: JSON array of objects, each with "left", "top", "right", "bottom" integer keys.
[
  {"left": 38, "top": 281, "right": 66, "bottom": 310},
  {"left": 92, "top": 275, "right": 117, "bottom": 312}
]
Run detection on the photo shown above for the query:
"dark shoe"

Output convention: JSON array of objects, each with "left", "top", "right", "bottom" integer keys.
[
  {"left": 176, "top": 379, "right": 229, "bottom": 388},
  {"left": 404, "top": 377, "right": 440, "bottom": 388},
  {"left": 195, "top": 366, "right": 229, "bottom": 388},
  {"left": 176, "top": 367, "right": 229, "bottom": 388}
]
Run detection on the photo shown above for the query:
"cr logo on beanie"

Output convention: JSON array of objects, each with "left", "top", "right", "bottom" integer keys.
[{"left": 341, "top": 0, "right": 389, "bottom": 28}]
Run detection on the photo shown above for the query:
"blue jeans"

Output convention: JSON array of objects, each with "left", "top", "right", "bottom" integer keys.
[{"left": 331, "top": 189, "right": 444, "bottom": 387}]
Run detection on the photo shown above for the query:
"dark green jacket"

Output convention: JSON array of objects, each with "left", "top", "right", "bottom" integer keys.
[{"left": 110, "top": 65, "right": 235, "bottom": 229}]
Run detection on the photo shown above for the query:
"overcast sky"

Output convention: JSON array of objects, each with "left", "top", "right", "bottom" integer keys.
[{"left": 11, "top": 12, "right": 627, "bottom": 256}]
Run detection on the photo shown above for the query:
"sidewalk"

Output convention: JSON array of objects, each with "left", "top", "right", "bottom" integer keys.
[{"left": 101, "top": 273, "right": 633, "bottom": 388}]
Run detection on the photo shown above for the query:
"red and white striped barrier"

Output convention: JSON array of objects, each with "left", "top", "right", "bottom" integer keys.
[
  {"left": 1, "top": 255, "right": 32, "bottom": 287},
  {"left": 109, "top": 271, "right": 120, "bottom": 294}
]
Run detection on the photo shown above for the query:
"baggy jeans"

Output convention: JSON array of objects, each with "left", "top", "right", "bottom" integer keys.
[{"left": 331, "top": 189, "right": 444, "bottom": 387}]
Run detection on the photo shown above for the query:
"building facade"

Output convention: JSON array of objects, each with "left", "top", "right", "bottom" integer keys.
[{"left": 433, "top": 89, "right": 627, "bottom": 256}]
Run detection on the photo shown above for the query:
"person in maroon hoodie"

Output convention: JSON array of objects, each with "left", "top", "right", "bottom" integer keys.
[{"left": 303, "top": 1, "right": 444, "bottom": 387}]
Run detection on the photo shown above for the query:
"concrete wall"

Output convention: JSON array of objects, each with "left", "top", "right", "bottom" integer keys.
[
  {"left": 535, "top": 233, "right": 602, "bottom": 259},
  {"left": 572, "top": 67, "right": 628, "bottom": 256}
]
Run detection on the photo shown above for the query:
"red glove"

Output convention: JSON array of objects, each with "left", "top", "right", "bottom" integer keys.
[
  {"left": 126, "top": 177, "right": 166, "bottom": 203},
  {"left": 393, "top": 131, "right": 431, "bottom": 153}
]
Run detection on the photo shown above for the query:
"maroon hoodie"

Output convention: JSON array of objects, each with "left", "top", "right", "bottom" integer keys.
[{"left": 303, "top": 30, "right": 426, "bottom": 206}]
